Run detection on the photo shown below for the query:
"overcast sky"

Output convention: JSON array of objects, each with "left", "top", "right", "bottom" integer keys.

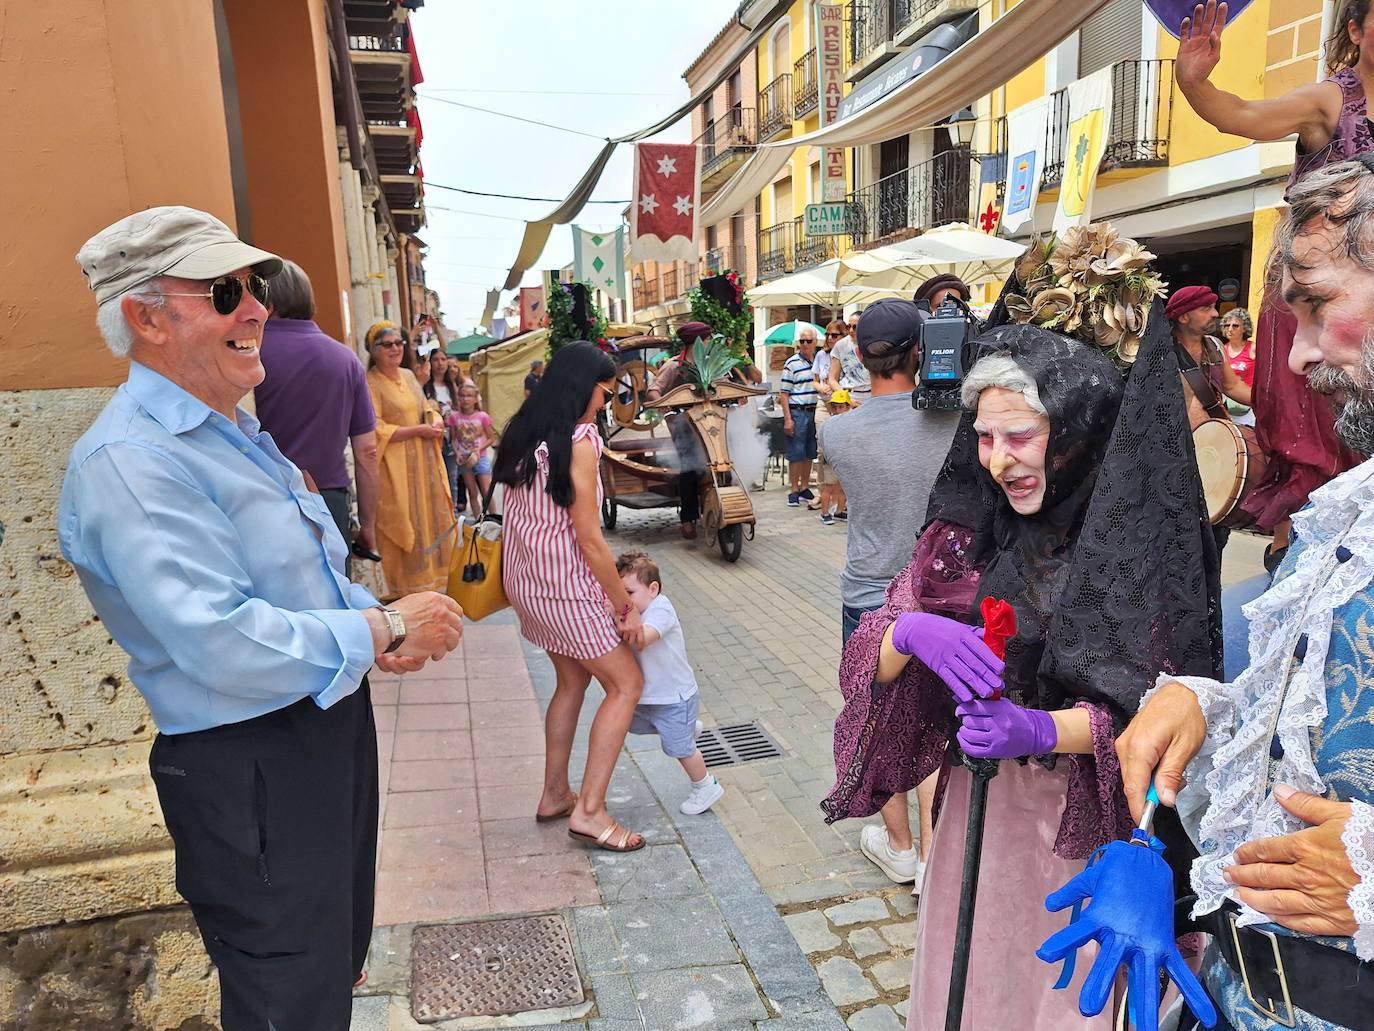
[{"left": 410, "top": 1, "right": 741, "bottom": 335}]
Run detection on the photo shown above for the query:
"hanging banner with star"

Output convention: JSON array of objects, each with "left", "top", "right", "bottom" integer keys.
[
  {"left": 1052, "top": 66, "right": 1113, "bottom": 234},
  {"left": 571, "top": 225, "right": 626, "bottom": 300},
  {"left": 630, "top": 142, "right": 701, "bottom": 264},
  {"left": 1001, "top": 96, "right": 1050, "bottom": 234}
]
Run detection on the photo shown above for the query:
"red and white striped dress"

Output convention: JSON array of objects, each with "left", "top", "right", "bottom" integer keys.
[{"left": 503, "top": 422, "right": 621, "bottom": 660}]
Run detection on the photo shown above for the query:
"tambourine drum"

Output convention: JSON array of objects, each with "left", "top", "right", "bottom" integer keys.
[{"left": 1193, "top": 418, "right": 1267, "bottom": 527}]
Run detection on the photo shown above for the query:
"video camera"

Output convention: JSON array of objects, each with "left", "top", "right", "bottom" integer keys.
[{"left": 913, "top": 295, "right": 980, "bottom": 411}]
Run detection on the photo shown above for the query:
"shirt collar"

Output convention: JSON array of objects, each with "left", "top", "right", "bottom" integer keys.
[{"left": 124, "top": 361, "right": 258, "bottom": 438}]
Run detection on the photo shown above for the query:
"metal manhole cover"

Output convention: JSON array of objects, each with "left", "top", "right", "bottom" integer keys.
[
  {"left": 697, "top": 721, "right": 784, "bottom": 768},
  {"left": 410, "top": 914, "right": 584, "bottom": 1022}
]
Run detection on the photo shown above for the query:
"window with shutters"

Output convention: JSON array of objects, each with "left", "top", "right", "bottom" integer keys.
[{"left": 1079, "top": 0, "right": 1141, "bottom": 78}]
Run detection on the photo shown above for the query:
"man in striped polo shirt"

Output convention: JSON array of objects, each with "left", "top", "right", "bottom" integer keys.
[{"left": 780, "top": 326, "right": 820, "bottom": 507}]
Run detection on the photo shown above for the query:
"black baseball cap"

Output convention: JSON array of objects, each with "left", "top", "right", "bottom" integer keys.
[{"left": 856, "top": 298, "right": 923, "bottom": 357}]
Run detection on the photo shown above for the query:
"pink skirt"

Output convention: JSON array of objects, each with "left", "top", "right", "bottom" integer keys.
[{"left": 907, "top": 760, "right": 1115, "bottom": 1031}]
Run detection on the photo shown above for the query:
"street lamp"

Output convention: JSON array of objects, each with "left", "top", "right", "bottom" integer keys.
[{"left": 945, "top": 108, "right": 977, "bottom": 149}]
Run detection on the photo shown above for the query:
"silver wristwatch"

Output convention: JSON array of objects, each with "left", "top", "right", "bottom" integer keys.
[{"left": 377, "top": 605, "right": 407, "bottom": 653}]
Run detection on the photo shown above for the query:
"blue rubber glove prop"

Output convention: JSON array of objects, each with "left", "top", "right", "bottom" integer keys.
[
  {"left": 1036, "top": 839, "right": 1217, "bottom": 1031},
  {"left": 889, "top": 612, "right": 1004, "bottom": 702},
  {"left": 955, "top": 697, "right": 1057, "bottom": 759}
]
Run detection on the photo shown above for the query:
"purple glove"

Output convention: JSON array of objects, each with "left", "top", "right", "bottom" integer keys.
[
  {"left": 890, "top": 612, "right": 1004, "bottom": 702},
  {"left": 956, "top": 697, "right": 1057, "bottom": 759}
]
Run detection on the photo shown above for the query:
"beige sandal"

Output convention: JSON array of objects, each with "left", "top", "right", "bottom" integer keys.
[{"left": 568, "top": 821, "right": 645, "bottom": 853}]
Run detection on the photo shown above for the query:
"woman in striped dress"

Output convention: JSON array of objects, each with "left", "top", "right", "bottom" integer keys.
[{"left": 494, "top": 342, "right": 647, "bottom": 852}]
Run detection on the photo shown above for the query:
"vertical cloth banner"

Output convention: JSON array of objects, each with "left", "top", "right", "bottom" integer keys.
[
  {"left": 816, "top": 0, "right": 847, "bottom": 202},
  {"left": 976, "top": 156, "right": 1005, "bottom": 236},
  {"left": 1053, "top": 66, "right": 1113, "bottom": 234},
  {"left": 1143, "top": 0, "right": 1254, "bottom": 38},
  {"left": 631, "top": 142, "right": 701, "bottom": 264},
  {"left": 571, "top": 225, "right": 626, "bottom": 300},
  {"left": 1002, "top": 96, "right": 1051, "bottom": 234},
  {"left": 518, "top": 286, "right": 545, "bottom": 333}
]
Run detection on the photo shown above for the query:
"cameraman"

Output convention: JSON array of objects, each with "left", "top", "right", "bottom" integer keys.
[{"left": 913, "top": 273, "right": 971, "bottom": 313}]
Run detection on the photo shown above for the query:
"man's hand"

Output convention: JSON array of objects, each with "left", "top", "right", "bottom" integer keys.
[
  {"left": 783, "top": 419, "right": 794, "bottom": 437},
  {"left": 1226, "top": 785, "right": 1359, "bottom": 937},
  {"left": 1177, "top": 1, "right": 1228, "bottom": 89},
  {"left": 1115, "top": 680, "right": 1207, "bottom": 822},
  {"left": 389, "top": 591, "right": 464, "bottom": 660},
  {"left": 375, "top": 653, "right": 427, "bottom": 675},
  {"left": 354, "top": 524, "right": 377, "bottom": 554}
]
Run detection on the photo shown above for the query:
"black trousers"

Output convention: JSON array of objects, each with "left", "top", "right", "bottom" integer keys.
[{"left": 150, "top": 681, "right": 378, "bottom": 1031}]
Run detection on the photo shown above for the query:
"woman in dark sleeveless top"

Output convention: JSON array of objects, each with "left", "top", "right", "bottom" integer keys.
[{"left": 1176, "top": 0, "right": 1374, "bottom": 197}]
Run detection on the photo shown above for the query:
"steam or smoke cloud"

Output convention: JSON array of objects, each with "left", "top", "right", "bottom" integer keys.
[{"left": 727, "top": 398, "right": 771, "bottom": 489}]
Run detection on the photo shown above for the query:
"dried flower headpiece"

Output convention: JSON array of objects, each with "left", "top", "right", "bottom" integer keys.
[{"left": 1004, "top": 223, "right": 1167, "bottom": 364}]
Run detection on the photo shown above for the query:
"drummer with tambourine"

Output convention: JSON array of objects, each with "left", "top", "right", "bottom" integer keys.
[{"left": 1166, "top": 285, "right": 1263, "bottom": 548}]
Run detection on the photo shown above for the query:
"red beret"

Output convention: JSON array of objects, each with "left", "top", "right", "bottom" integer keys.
[{"left": 1164, "top": 285, "right": 1218, "bottom": 322}]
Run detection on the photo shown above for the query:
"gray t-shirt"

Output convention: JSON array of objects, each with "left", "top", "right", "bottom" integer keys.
[{"left": 820, "top": 391, "right": 960, "bottom": 609}]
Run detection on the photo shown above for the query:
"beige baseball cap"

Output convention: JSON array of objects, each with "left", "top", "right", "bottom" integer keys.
[{"left": 77, "top": 205, "right": 283, "bottom": 306}]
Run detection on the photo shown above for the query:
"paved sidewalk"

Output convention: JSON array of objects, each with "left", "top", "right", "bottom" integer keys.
[{"left": 352, "top": 614, "right": 849, "bottom": 1030}]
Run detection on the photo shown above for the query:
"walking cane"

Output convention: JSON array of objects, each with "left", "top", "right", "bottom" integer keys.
[
  {"left": 943, "top": 598, "right": 1016, "bottom": 1031},
  {"left": 943, "top": 751, "right": 999, "bottom": 1031}
]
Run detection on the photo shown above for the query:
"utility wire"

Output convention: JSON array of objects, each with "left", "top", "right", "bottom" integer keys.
[
  {"left": 425, "top": 204, "right": 531, "bottom": 222},
  {"left": 415, "top": 92, "right": 607, "bottom": 140},
  {"left": 423, "top": 87, "right": 676, "bottom": 97},
  {"left": 426, "top": 180, "right": 629, "bottom": 205}
]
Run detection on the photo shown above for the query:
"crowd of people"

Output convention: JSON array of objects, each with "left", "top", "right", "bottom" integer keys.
[{"left": 52, "top": 4, "right": 1374, "bottom": 1028}]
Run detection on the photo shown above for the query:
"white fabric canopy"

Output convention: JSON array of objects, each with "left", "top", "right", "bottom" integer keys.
[
  {"left": 770, "top": 0, "right": 1114, "bottom": 150},
  {"left": 699, "top": 145, "right": 796, "bottom": 231},
  {"left": 747, "top": 259, "right": 904, "bottom": 309},
  {"left": 839, "top": 224, "right": 1025, "bottom": 291}
]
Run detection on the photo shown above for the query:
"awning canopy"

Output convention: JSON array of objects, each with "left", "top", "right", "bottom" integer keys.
[
  {"left": 747, "top": 259, "right": 905, "bottom": 309},
  {"left": 839, "top": 223, "right": 1025, "bottom": 291},
  {"left": 836, "top": 14, "right": 977, "bottom": 124},
  {"left": 768, "top": 0, "right": 1114, "bottom": 150},
  {"left": 448, "top": 333, "right": 496, "bottom": 357}
]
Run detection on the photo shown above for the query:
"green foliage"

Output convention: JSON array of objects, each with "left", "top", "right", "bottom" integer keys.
[
  {"left": 688, "top": 269, "right": 753, "bottom": 364},
  {"left": 684, "top": 335, "right": 744, "bottom": 394},
  {"left": 547, "top": 281, "right": 610, "bottom": 358}
]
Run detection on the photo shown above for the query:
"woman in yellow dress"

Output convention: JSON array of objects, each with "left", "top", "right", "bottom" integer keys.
[{"left": 365, "top": 322, "right": 454, "bottom": 599}]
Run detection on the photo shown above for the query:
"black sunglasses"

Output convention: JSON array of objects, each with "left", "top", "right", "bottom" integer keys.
[
  {"left": 158, "top": 273, "right": 270, "bottom": 316},
  {"left": 826, "top": 331, "right": 843, "bottom": 337}
]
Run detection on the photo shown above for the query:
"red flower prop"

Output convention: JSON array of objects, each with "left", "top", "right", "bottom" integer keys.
[
  {"left": 980, "top": 597, "right": 1016, "bottom": 700},
  {"left": 980, "top": 597, "right": 1017, "bottom": 660}
]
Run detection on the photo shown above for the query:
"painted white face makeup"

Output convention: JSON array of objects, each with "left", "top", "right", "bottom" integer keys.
[{"left": 975, "top": 386, "right": 1052, "bottom": 515}]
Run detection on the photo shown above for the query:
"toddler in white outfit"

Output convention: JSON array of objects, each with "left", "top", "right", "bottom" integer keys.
[{"left": 616, "top": 551, "right": 724, "bottom": 815}]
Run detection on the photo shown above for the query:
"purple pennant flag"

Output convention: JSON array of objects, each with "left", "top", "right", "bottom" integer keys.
[{"left": 1144, "top": 0, "right": 1256, "bottom": 40}]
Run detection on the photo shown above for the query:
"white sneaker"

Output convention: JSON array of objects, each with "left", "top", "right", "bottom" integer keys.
[
  {"left": 680, "top": 776, "right": 725, "bottom": 815},
  {"left": 859, "top": 824, "right": 920, "bottom": 884},
  {"left": 910, "top": 859, "right": 928, "bottom": 897}
]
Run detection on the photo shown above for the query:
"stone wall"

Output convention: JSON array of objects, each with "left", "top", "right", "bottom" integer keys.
[{"left": 0, "top": 387, "right": 219, "bottom": 1027}]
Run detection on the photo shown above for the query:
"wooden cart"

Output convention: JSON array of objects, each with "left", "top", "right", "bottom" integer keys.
[{"left": 599, "top": 339, "right": 764, "bottom": 562}]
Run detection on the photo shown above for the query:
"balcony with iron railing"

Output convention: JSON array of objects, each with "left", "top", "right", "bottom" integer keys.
[
  {"left": 793, "top": 219, "right": 851, "bottom": 271},
  {"left": 793, "top": 49, "right": 818, "bottom": 119},
  {"left": 758, "top": 220, "right": 799, "bottom": 282},
  {"left": 845, "top": 1, "right": 898, "bottom": 80},
  {"left": 846, "top": 148, "right": 979, "bottom": 246},
  {"left": 695, "top": 107, "right": 758, "bottom": 188},
  {"left": 758, "top": 74, "right": 793, "bottom": 142},
  {"left": 1042, "top": 59, "right": 1174, "bottom": 187},
  {"left": 704, "top": 243, "right": 748, "bottom": 278}
]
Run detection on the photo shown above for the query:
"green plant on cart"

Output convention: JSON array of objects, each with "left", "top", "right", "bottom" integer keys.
[{"left": 547, "top": 281, "right": 611, "bottom": 358}]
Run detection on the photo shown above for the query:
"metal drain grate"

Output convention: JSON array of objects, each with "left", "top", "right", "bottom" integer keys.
[
  {"left": 410, "top": 914, "right": 584, "bottom": 1022},
  {"left": 696, "top": 721, "right": 784, "bottom": 768}
]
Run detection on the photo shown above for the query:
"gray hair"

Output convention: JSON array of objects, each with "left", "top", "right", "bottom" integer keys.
[
  {"left": 1221, "top": 307, "right": 1253, "bottom": 339},
  {"left": 1270, "top": 159, "right": 1374, "bottom": 295},
  {"left": 95, "top": 277, "right": 170, "bottom": 358},
  {"left": 269, "top": 258, "right": 316, "bottom": 320},
  {"left": 960, "top": 353, "right": 1047, "bottom": 415}
]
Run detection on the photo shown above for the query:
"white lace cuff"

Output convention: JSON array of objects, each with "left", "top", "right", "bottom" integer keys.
[
  {"left": 1141, "top": 673, "right": 1238, "bottom": 845},
  {"left": 1343, "top": 800, "right": 1374, "bottom": 962}
]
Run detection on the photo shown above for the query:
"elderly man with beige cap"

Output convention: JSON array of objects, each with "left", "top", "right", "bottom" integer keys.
[{"left": 59, "top": 206, "right": 464, "bottom": 1029}]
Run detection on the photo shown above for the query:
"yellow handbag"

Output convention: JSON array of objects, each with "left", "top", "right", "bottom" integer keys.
[{"left": 446, "top": 489, "right": 508, "bottom": 621}]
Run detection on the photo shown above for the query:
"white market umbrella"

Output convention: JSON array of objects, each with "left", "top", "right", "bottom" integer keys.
[
  {"left": 747, "top": 259, "right": 905, "bottom": 309},
  {"left": 839, "top": 223, "right": 1026, "bottom": 291}
]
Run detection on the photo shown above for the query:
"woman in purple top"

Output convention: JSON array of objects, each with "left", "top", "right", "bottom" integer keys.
[{"left": 1177, "top": 1, "right": 1374, "bottom": 196}]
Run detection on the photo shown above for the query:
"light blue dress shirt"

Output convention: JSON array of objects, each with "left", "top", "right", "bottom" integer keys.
[{"left": 59, "top": 362, "right": 379, "bottom": 734}]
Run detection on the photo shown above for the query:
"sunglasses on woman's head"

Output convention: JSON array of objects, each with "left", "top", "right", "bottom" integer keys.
[{"left": 156, "top": 273, "right": 270, "bottom": 316}]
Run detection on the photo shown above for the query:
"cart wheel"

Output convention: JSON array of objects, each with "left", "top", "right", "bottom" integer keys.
[
  {"left": 717, "top": 524, "right": 743, "bottom": 562},
  {"left": 602, "top": 496, "right": 617, "bottom": 530}
]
